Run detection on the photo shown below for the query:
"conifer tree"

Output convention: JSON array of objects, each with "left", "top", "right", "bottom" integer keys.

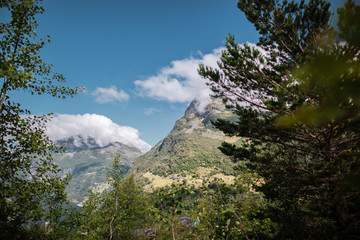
[{"left": 199, "top": 0, "right": 360, "bottom": 238}]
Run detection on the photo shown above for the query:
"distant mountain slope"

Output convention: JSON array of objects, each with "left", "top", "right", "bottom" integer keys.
[
  {"left": 131, "top": 98, "right": 241, "bottom": 187},
  {"left": 55, "top": 135, "right": 101, "bottom": 152},
  {"left": 54, "top": 136, "right": 143, "bottom": 204}
]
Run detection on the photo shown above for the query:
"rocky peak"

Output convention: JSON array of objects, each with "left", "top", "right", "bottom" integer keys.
[
  {"left": 185, "top": 97, "right": 226, "bottom": 116},
  {"left": 103, "top": 142, "right": 142, "bottom": 154},
  {"left": 173, "top": 97, "right": 229, "bottom": 133},
  {"left": 56, "top": 135, "right": 101, "bottom": 152},
  {"left": 130, "top": 97, "right": 237, "bottom": 180}
]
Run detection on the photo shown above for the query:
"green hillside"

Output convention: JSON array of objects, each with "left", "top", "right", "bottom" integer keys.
[
  {"left": 131, "top": 98, "right": 242, "bottom": 189},
  {"left": 54, "top": 138, "right": 143, "bottom": 204}
]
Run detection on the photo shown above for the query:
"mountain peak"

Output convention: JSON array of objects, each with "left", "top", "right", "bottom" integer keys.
[
  {"left": 103, "top": 142, "right": 142, "bottom": 154},
  {"left": 56, "top": 135, "right": 101, "bottom": 152},
  {"left": 131, "top": 97, "right": 238, "bottom": 180},
  {"left": 171, "top": 97, "right": 230, "bottom": 133},
  {"left": 185, "top": 97, "right": 226, "bottom": 117}
]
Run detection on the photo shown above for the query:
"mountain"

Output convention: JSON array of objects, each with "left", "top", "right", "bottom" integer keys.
[
  {"left": 55, "top": 135, "right": 101, "bottom": 152},
  {"left": 54, "top": 135, "right": 143, "bottom": 204},
  {"left": 131, "top": 98, "right": 242, "bottom": 190}
]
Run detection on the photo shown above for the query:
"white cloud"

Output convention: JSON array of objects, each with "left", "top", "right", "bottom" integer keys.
[
  {"left": 92, "top": 86, "right": 130, "bottom": 104},
  {"left": 144, "top": 107, "right": 161, "bottom": 116},
  {"left": 46, "top": 113, "right": 151, "bottom": 153},
  {"left": 134, "top": 48, "right": 224, "bottom": 112}
]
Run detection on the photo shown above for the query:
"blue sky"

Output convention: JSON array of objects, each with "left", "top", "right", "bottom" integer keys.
[{"left": 2, "top": 0, "right": 344, "bottom": 151}]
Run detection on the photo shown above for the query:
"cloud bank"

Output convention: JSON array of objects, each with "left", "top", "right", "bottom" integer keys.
[
  {"left": 92, "top": 86, "right": 129, "bottom": 104},
  {"left": 134, "top": 48, "right": 224, "bottom": 112},
  {"left": 46, "top": 113, "right": 151, "bottom": 153}
]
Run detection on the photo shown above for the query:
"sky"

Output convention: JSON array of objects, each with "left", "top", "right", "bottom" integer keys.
[{"left": 1, "top": 0, "right": 344, "bottom": 152}]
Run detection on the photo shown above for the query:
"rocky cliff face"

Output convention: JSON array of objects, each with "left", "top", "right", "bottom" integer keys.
[
  {"left": 131, "top": 98, "right": 241, "bottom": 182},
  {"left": 54, "top": 136, "right": 143, "bottom": 204}
]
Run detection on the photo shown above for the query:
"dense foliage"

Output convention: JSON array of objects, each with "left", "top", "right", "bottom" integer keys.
[
  {"left": 2, "top": 0, "right": 359, "bottom": 239},
  {"left": 147, "top": 174, "right": 275, "bottom": 240},
  {"left": 0, "top": 0, "right": 80, "bottom": 238},
  {"left": 69, "top": 155, "right": 150, "bottom": 240},
  {"left": 199, "top": 0, "right": 360, "bottom": 238}
]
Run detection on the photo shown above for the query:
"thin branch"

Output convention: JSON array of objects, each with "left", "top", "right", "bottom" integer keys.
[
  {"left": 213, "top": 79, "right": 279, "bottom": 113},
  {"left": 267, "top": 19, "right": 305, "bottom": 54},
  {"left": 0, "top": 78, "right": 8, "bottom": 112},
  {"left": 256, "top": 64, "right": 296, "bottom": 97}
]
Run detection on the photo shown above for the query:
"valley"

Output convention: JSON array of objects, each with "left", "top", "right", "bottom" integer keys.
[
  {"left": 54, "top": 136, "right": 143, "bottom": 204},
  {"left": 55, "top": 98, "right": 241, "bottom": 204}
]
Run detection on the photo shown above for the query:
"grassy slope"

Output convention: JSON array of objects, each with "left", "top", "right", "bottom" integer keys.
[{"left": 131, "top": 99, "right": 242, "bottom": 190}]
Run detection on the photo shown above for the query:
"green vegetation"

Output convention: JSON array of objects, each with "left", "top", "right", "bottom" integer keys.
[
  {"left": 131, "top": 98, "right": 239, "bottom": 180},
  {"left": 199, "top": 0, "right": 360, "bottom": 238},
  {"left": 142, "top": 171, "right": 275, "bottom": 240},
  {"left": 54, "top": 141, "right": 143, "bottom": 204},
  {"left": 1, "top": 0, "right": 359, "bottom": 239},
  {"left": 60, "top": 157, "right": 270, "bottom": 240},
  {"left": 152, "top": 182, "right": 191, "bottom": 240},
  {"left": 67, "top": 154, "right": 150, "bottom": 240},
  {"left": 0, "top": 0, "right": 81, "bottom": 238}
]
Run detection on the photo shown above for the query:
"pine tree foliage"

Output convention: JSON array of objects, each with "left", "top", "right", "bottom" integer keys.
[{"left": 199, "top": 0, "right": 360, "bottom": 238}]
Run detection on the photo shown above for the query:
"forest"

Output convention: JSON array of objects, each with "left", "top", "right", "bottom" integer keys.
[{"left": 1, "top": 0, "right": 359, "bottom": 239}]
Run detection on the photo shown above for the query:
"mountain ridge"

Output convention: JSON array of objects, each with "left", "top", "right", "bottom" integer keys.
[
  {"left": 131, "top": 98, "right": 241, "bottom": 189},
  {"left": 54, "top": 135, "right": 143, "bottom": 204},
  {"left": 54, "top": 98, "right": 241, "bottom": 201}
]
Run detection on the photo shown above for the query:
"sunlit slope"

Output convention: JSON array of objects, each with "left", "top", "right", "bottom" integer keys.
[{"left": 131, "top": 98, "right": 241, "bottom": 186}]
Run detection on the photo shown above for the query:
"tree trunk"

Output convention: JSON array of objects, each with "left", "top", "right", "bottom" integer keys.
[
  {"left": 0, "top": 77, "right": 8, "bottom": 112},
  {"left": 171, "top": 221, "right": 176, "bottom": 240},
  {"left": 109, "top": 193, "right": 118, "bottom": 240}
]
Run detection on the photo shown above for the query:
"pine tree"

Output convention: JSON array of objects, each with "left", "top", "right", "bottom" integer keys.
[{"left": 199, "top": 0, "right": 360, "bottom": 238}]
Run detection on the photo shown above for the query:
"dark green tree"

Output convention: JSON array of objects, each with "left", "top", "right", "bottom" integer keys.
[
  {"left": 199, "top": 0, "right": 360, "bottom": 238},
  {"left": 0, "top": 0, "right": 81, "bottom": 238}
]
